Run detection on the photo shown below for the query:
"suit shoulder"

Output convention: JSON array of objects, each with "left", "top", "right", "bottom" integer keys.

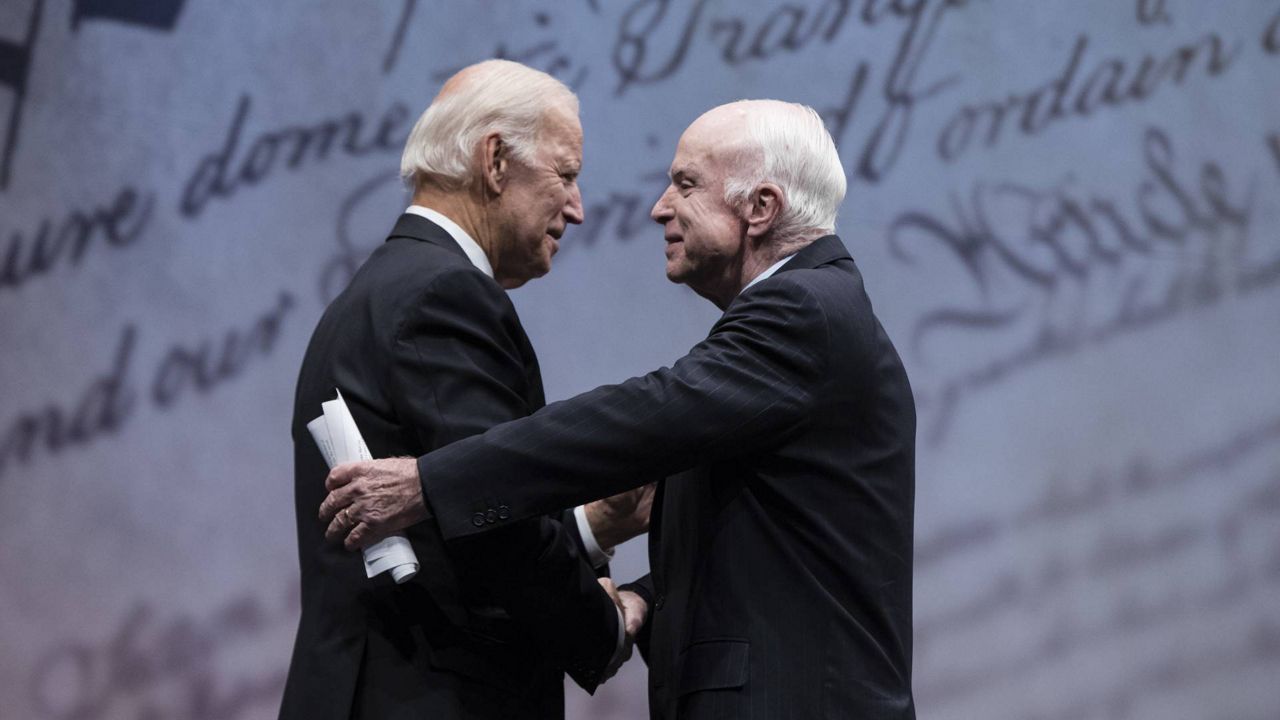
[
  {"left": 356, "top": 242, "right": 502, "bottom": 310},
  {"left": 738, "top": 266, "right": 842, "bottom": 320},
  {"left": 780, "top": 257, "right": 866, "bottom": 297},
  {"left": 722, "top": 273, "right": 831, "bottom": 361},
  {"left": 749, "top": 260, "right": 884, "bottom": 347},
  {"left": 358, "top": 238, "right": 470, "bottom": 290},
  {"left": 383, "top": 263, "right": 521, "bottom": 357},
  {"left": 770, "top": 259, "right": 874, "bottom": 319}
]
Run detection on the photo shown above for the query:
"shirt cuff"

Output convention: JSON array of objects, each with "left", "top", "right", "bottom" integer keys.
[{"left": 574, "top": 504, "right": 615, "bottom": 569}]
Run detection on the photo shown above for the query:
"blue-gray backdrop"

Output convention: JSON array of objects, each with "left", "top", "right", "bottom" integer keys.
[{"left": 2, "top": 1, "right": 1279, "bottom": 718}]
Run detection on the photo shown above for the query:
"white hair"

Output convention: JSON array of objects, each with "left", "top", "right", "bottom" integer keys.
[
  {"left": 400, "top": 59, "right": 579, "bottom": 191},
  {"left": 719, "top": 100, "right": 847, "bottom": 244}
]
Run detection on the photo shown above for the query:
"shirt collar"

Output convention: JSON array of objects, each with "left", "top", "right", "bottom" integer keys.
[
  {"left": 405, "top": 205, "right": 494, "bottom": 279},
  {"left": 741, "top": 254, "right": 795, "bottom": 294}
]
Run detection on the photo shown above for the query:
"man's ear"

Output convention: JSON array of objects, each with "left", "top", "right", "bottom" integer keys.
[
  {"left": 481, "top": 132, "right": 508, "bottom": 195},
  {"left": 745, "top": 183, "right": 784, "bottom": 239}
]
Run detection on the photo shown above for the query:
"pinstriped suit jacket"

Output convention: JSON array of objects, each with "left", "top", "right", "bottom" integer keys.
[{"left": 420, "top": 235, "right": 917, "bottom": 719}]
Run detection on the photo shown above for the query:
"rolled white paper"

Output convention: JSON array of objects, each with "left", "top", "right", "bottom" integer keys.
[{"left": 308, "top": 390, "right": 419, "bottom": 584}]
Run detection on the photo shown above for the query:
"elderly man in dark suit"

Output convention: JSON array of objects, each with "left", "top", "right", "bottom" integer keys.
[
  {"left": 322, "top": 99, "right": 918, "bottom": 719},
  {"left": 279, "top": 60, "right": 649, "bottom": 720}
]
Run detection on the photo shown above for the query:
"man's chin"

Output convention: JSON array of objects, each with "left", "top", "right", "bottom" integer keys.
[{"left": 527, "top": 257, "right": 553, "bottom": 281}]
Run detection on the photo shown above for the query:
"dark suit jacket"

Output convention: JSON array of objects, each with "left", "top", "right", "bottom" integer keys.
[
  {"left": 418, "top": 235, "right": 916, "bottom": 719},
  {"left": 279, "top": 214, "right": 619, "bottom": 720}
]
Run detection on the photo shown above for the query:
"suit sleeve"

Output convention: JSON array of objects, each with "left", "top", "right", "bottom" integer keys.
[
  {"left": 420, "top": 276, "right": 830, "bottom": 540},
  {"left": 389, "top": 268, "right": 619, "bottom": 690}
]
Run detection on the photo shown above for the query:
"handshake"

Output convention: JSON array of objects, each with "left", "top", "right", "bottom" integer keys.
[
  {"left": 589, "top": 483, "right": 656, "bottom": 674},
  {"left": 597, "top": 577, "right": 649, "bottom": 674}
]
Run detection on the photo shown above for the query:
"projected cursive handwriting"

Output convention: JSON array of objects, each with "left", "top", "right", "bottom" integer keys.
[
  {"left": 893, "top": 126, "right": 1278, "bottom": 443},
  {"left": 29, "top": 587, "right": 294, "bottom": 720},
  {"left": 1136, "top": 0, "right": 1171, "bottom": 26},
  {"left": 0, "top": 293, "right": 296, "bottom": 481},
  {"left": 180, "top": 95, "right": 410, "bottom": 219},
  {"left": 935, "top": 30, "right": 1241, "bottom": 166},
  {"left": 0, "top": 185, "right": 153, "bottom": 292},
  {"left": 612, "top": 0, "right": 968, "bottom": 184},
  {"left": 914, "top": 415, "right": 1280, "bottom": 712}
]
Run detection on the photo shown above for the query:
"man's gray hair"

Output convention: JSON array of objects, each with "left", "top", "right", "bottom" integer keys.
[
  {"left": 400, "top": 59, "right": 579, "bottom": 192},
  {"left": 721, "top": 100, "right": 847, "bottom": 244}
]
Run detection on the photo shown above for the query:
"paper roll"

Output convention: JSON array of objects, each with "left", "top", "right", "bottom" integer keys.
[{"left": 308, "top": 390, "right": 420, "bottom": 584}]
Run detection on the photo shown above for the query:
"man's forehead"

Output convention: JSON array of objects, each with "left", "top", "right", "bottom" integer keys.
[
  {"left": 671, "top": 128, "right": 736, "bottom": 176},
  {"left": 689, "top": 105, "right": 748, "bottom": 140},
  {"left": 539, "top": 108, "right": 583, "bottom": 157},
  {"left": 540, "top": 105, "right": 579, "bottom": 133}
]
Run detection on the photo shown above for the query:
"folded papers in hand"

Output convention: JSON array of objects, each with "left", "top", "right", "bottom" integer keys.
[{"left": 307, "top": 389, "right": 419, "bottom": 584}]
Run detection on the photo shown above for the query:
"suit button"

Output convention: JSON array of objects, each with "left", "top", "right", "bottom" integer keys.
[
  {"left": 485, "top": 509, "right": 498, "bottom": 523},
  {"left": 497, "top": 505, "right": 510, "bottom": 520},
  {"left": 471, "top": 512, "right": 486, "bottom": 527},
  {"left": 655, "top": 594, "right": 665, "bottom": 611}
]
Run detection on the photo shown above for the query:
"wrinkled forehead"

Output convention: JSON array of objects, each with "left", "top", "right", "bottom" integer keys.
[
  {"left": 536, "top": 106, "right": 584, "bottom": 160},
  {"left": 672, "top": 113, "right": 752, "bottom": 177},
  {"left": 543, "top": 104, "right": 583, "bottom": 139}
]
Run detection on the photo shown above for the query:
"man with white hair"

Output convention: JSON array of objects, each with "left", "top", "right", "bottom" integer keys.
[
  {"left": 323, "top": 99, "right": 918, "bottom": 718},
  {"left": 280, "top": 60, "right": 648, "bottom": 720}
]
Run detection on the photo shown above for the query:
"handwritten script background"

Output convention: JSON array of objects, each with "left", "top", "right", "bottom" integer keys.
[{"left": 2, "top": 1, "right": 1278, "bottom": 718}]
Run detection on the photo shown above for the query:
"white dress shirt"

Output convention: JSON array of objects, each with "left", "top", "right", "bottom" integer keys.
[{"left": 742, "top": 253, "right": 796, "bottom": 294}]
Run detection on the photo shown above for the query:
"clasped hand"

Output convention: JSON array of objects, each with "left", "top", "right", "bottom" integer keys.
[{"left": 318, "top": 457, "right": 425, "bottom": 550}]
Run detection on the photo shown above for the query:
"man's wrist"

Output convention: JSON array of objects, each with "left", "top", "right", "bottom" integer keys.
[
  {"left": 575, "top": 504, "right": 615, "bottom": 568},
  {"left": 584, "top": 499, "right": 639, "bottom": 550}
]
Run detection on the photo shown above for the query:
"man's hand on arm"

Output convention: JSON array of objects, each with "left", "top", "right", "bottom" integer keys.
[
  {"left": 584, "top": 482, "right": 657, "bottom": 550},
  {"left": 618, "top": 587, "right": 648, "bottom": 638},
  {"left": 319, "top": 457, "right": 427, "bottom": 550},
  {"left": 597, "top": 578, "right": 646, "bottom": 639}
]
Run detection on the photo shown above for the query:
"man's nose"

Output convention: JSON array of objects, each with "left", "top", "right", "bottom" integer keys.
[
  {"left": 564, "top": 183, "right": 584, "bottom": 225},
  {"left": 650, "top": 186, "right": 675, "bottom": 224}
]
